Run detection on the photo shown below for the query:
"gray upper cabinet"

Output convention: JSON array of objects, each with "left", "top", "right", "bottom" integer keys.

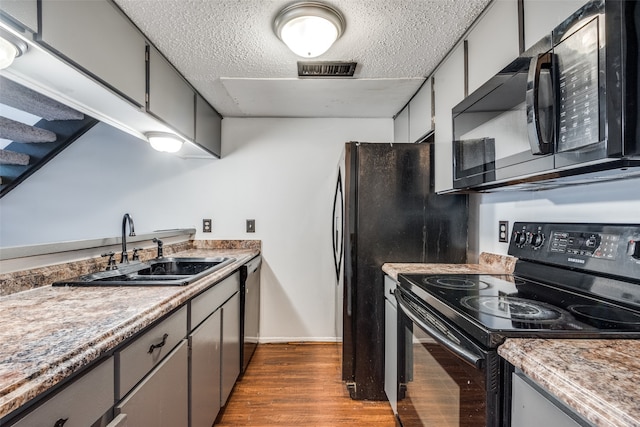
[
  {"left": 195, "top": 94, "right": 222, "bottom": 157},
  {"left": 523, "top": 0, "right": 590, "bottom": 50},
  {"left": 466, "top": 0, "right": 520, "bottom": 94},
  {"left": 147, "top": 46, "right": 196, "bottom": 141},
  {"left": 433, "top": 43, "right": 465, "bottom": 193},
  {"left": 0, "top": 0, "right": 38, "bottom": 33},
  {"left": 408, "top": 79, "right": 433, "bottom": 142},
  {"left": 393, "top": 106, "right": 409, "bottom": 143},
  {"left": 38, "top": 0, "right": 146, "bottom": 107}
]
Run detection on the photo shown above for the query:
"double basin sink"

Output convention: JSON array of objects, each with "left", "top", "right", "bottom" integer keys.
[{"left": 53, "top": 257, "right": 236, "bottom": 287}]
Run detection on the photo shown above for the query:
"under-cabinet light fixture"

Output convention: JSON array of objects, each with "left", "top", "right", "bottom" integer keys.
[
  {"left": 0, "top": 28, "right": 28, "bottom": 70},
  {"left": 145, "top": 132, "right": 184, "bottom": 153},
  {"left": 273, "top": 2, "right": 345, "bottom": 58}
]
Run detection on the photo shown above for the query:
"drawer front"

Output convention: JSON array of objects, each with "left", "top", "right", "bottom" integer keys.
[
  {"left": 11, "top": 357, "right": 114, "bottom": 427},
  {"left": 117, "top": 306, "right": 187, "bottom": 399},
  {"left": 191, "top": 272, "right": 240, "bottom": 331},
  {"left": 116, "top": 340, "right": 188, "bottom": 427}
]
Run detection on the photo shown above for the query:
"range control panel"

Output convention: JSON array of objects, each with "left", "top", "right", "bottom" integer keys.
[{"left": 509, "top": 222, "right": 640, "bottom": 281}]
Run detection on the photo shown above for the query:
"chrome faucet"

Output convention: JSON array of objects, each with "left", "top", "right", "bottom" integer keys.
[{"left": 120, "top": 213, "right": 136, "bottom": 263}]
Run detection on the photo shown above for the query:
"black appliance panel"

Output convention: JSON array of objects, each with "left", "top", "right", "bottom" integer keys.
[{"left": 341, "top": 142, "right": 468, "bottom": 400}]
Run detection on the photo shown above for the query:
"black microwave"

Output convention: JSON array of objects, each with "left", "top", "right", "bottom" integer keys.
[{"left": 452, "top": 0, "right": 640, "bottom": 191}]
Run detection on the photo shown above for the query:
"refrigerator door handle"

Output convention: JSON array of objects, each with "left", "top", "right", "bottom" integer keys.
[{"left": 332, "top": 170, "right": 344, "bottom": 282}]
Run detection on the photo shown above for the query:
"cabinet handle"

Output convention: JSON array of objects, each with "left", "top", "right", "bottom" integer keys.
[
  {"left": 54, "top": 419, "right": 68, "bottom": 427},
  {"left": 148, "top": 333, "right": 169, "bottom": 353}
]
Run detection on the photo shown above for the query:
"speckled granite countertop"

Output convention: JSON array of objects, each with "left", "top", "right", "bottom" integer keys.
[
  {"left": 500, "top": 339, "right": 640, "bottom": 427},
  {"left": 382, "top": 252, "right": 518, "bottom": 279},
  {"left": 0, "top": 247, "right": 259, "bottom": 420}
]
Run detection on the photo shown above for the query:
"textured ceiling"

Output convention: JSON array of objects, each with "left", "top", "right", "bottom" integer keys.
[{"left": 113, "top": 0, "right": 491, "bottom": 118}]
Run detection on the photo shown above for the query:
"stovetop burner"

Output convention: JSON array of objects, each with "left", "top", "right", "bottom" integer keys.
[
  {"left": 460, "top": 295, "right": 566, "bottom": 322},
  {"left": 568, "top": 305, "right": 640, "bottom": 325},
  {"left": 421, "top": 276, "right": 490, "bottom": 290}
]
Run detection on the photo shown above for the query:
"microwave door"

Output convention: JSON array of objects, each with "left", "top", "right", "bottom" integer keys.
[{"left": 553, "top": 16, "right": 606, "bottom": 169}]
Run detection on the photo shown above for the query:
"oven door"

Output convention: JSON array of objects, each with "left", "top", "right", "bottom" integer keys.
[{"left": 395, "top": 288, "right": 502, "bottom": 427}]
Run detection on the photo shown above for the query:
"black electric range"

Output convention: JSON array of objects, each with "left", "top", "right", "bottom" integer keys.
[{"left": 398, "top": 222, "right": 640, "bottom": 349}]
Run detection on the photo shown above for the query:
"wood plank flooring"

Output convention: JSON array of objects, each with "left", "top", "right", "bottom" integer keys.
[{"left": 216, "top": 343, "right": 397, "bottom": 426}]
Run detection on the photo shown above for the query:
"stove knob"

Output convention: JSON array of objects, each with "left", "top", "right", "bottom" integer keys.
[
  {"left": 530, "top": 233, "right": 545, "bottom": 249},
  {"left": 514, "top": 231, "right": 527, "bottom": 247}
]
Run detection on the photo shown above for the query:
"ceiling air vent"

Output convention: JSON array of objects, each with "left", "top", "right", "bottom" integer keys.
[{"left": 297, "top": 61, "right": 357, "bottom": 78}]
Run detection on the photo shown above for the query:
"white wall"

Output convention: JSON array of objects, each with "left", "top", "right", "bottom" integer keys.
[
  {"left": 0, "top": 117, "right": 393, "bottom": 342},
  {"left": 476, "top": 177, "right": 640, "bottom": 255}
]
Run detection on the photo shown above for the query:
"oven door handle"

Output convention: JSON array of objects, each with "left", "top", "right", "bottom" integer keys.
[{"left": 395, "top": 290, "right": 484, "bottom": 369}]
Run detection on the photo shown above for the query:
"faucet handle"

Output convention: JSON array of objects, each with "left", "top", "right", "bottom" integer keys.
[
  {"left": 101, "top": 252, "right": 117, "bottom": 270},
  {"left": 132, "top": 247, "right": 142, "bottom": 261},
  {"left": 152, "top": 238, "right": 164, "bottom": 258}
]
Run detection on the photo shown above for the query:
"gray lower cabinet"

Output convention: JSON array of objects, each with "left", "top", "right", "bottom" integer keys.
[
  {"left": 115, "top": 340, "right": 189, "bottom": 427},
  {"left": 383, "top": 275, "right": 398, "bottom": 415},
  {"left": 190, "top": 309, "right": 222, "bottom": 427},
  {"left": 9, "top": 357, "right": 114, "bottom": 427},
  {"left": 221, "top": 291, "right": 241, "bottom": 406},
  {"left": 195, "top": 93, "right": 222, "bottom": 157},
  {"left": 511, "top": 370, "right": 593, "bottom": 427},
  {"left": 147, "top": 45, "right": 195, "bottom": 140},
  {"left": 38, "top": 0, "right": 146, "bottom": 107},
  {"left": 117, "top": 305, "right": 187, "bottom": 399}
]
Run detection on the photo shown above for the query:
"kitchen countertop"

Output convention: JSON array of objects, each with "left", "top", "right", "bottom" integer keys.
[
  {"left": 0, "top": 247, "right": 259, "bottom": 421},
  {"left": 382, "top": 252, "right": 518, "bottom": 279},
  {"left": 500, "top": 339, "right": 640, "bottom": 427}
]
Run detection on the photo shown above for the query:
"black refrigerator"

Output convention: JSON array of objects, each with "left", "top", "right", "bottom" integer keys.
[{"left": 336, "top": 142, "right": 468, "bottom": 400}]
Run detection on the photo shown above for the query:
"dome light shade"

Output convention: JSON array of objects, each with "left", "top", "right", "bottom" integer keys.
[
  {"left": 274, "top": 2, "right": 345, "bottom": 58},
  {"left": 0, "top": 29, "right": 27, "bottom": 70},
  {"left": 146, "top": 132, "right": 184, "bottom": 153}
]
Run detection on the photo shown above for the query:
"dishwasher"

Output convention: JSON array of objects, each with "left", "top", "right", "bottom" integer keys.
[{"left": 240, "top": 255, "right": 261, "bottom": 374}]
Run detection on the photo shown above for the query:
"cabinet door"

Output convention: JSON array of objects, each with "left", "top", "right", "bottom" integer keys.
[
  {"left": 195, "top": 93, "right": 222, "bottom": 157},
  {"left": 39, "top": 0, "right": 146, "bottom": 106},
  {"left": 0, "top": 0, "right": 37, "bottom": 33},
  {"left": 190, "top": 309, "right": 222, "bottom": 427},
  {"left": 433, "top": 44, "right": 465, "bottom": 193},
  {"left": 408, "top": 80, "right": 432, "bottom": 142},
  {"left": 221, "top": 291, "right": 241, "bottom": 405},
  {"left": 523, "top": 0, "right": 590, "bottom": 50},
  {"left": 147, "top": 46, "right": 195, "bottom": 140},
  {"left": 384, "top": 276, "right": 398, "bottom": 415},
  {"left": 116, "top": 340, "right": 189, "bottom": 427},
  {"left": 394, "top": 106, "right": 409, "bottom": 143},
  {"left": 511, "top": 372, "right": 586, "bottom": 427},
  {"left": 466, "top": 0, "right": 520, "bottom": 94},
  {"left": 10, "top": 358, "right": 114, "bottom": 427}
]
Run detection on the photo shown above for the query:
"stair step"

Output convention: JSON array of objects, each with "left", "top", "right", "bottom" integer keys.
[
  {"left": 0, "top": 149, "right": 30, "bottom": 166},
  {"left": 0, "top": 76, "right": 84, "bottom": 121},
  {"left": 0, "top": 117, "right": 57, "bottom": 143}
]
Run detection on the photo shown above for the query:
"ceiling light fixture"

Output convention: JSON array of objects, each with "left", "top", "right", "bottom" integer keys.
[
  {"left": 273, "top": 1, "right": 345, "bottom": 58},
  {"left": 0, "top": 28, "right": 28, "bottom": 70},
  {"left": 145, "top": 132, "right": 184, "bottom": 153}
]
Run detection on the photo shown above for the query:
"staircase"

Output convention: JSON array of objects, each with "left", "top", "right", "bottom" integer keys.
[{"left": 0, "top": 76, "right": 98, "bottom": 197}]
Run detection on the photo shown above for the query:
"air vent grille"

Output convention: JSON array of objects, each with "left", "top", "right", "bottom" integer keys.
[{"left": 298, "top": 61, "right": 357, "bottom": 78}]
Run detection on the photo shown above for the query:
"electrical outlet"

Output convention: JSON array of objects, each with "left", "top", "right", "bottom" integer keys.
[
  {"left": 246, "top": 219, "right": 255, "bottom": 233},
  {"left": 203, "top": 219, "right": 212, "bottom": 233},
  {"left": 499, "top": 221, "right": 509, "bottom": 243}
]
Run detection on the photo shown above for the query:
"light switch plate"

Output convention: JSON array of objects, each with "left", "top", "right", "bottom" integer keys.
[{"left": 246, "top": 219, "right": 255, "bottom": 233}]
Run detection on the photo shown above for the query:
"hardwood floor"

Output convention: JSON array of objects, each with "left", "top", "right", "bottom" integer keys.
[{"left": 216, "top": 343, "right": 397, "bottom": 426}]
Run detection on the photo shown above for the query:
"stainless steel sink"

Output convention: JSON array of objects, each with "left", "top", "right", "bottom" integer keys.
[{"left": 53, "top": 257, "right": 236, "bottom": 286}]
